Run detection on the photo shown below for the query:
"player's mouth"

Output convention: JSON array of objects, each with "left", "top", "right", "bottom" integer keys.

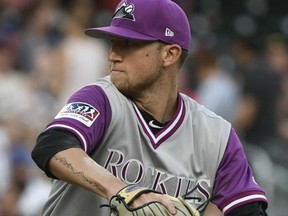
[{"left": 110, "top": 68, "right": 124, "bottom": 74}]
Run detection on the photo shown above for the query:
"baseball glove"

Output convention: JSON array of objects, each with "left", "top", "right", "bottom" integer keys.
[{"left": 102, "top": 185, "right": 200, "bottom": 216}]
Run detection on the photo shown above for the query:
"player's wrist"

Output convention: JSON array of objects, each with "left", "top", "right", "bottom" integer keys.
[
  {"left": 103, "top": 184, "right": 200, "bottom": 216},
  {"left": 104, "top": 181, "right": 127, "bottom": 200}
]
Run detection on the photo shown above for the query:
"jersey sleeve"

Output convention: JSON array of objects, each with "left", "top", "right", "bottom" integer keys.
[
  {"left": 46, "top": 84, "right": 112, "bottom": 154},
  {"left": 212, "top": 128, "right": 268, "bottom": 215}
]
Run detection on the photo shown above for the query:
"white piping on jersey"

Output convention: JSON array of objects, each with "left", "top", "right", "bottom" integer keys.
[
  {"left": 132, "top": 99, "right": 184, "bottom": 144},
  {"left": 222, "top": 194, "right": 267, "bottom": 215},
  {"left": 46, "top": 124, "right": 87, "bottom": 152}
]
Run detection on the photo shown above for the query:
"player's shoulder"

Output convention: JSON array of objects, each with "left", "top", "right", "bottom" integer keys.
[
  {"left": 90, "top": 76, "right": 131, "bottom": 111},
  {"left": 92, "top": 76, "right": 113, "bottom": 88},
  {"left": 181, "top": 93, "right": 231, "bottom": 135},
  {"left": 181, "top": 93, "right": 229, "bottom": 121},
  {"left": 91, "top": 76, "right": 124, "bottom": 96},
  {"left": 75, "top": 76, "right": 120, "bottom": 97},
  {"left": 65, "top": 76, "right": 117, "bottom": 107},
  {"left": 77, "top": 76, "right": 112, "bottom": 92}
]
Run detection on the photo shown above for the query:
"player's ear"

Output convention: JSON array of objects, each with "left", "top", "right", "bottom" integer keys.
[{"left": 162, "top": 44, "right": 182, "bottom": 67}]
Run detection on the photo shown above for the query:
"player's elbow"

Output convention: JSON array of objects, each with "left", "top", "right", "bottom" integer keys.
[
  {"left": 31, "top": 128, "right": 82, "bottom": 178},
  {"left": 31, "top": 131, "right": 56, "bottom": 177}
]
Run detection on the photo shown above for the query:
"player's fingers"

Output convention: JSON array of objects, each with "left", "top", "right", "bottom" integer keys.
[
  {"left": 131, "top": 192, "right": 177, "bottom": 214},
  {"left": 157, "top": 194, "right": 177, "bottom": 215}
]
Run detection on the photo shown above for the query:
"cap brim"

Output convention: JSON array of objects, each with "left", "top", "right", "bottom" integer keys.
[{"left": 85, "top": 26, "right": 158, "bottom": 41}]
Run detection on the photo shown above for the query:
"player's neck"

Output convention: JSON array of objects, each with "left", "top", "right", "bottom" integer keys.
[
  {"left": 133, "top": 90, "right": 178, "bottom": 124},
  {"left": 133, "top": 71, "right": 179, "bottom": 123}
]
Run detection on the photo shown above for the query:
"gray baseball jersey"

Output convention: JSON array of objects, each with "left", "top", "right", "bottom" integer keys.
[{"left": 42, "top": 76, "right": 267, "bottom": 215}]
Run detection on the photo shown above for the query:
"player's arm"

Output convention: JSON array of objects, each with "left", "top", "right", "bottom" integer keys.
[
  {"left": 31, "top": 128, "right": 125, "bottom": 199},
  {"left": 203, "top": 201, "right": 268, "bottom": 216},
  {"left": 49, "top": 148, "right": 125, "bottom": 199},
  {"left": 202, "top": 202, "right": 223, "bottom": 216},
  {"left": 227, "top": 202, "right": 268, "bottom": 216},
  {"left": 211, "top": 128, "right": 268, "bottom": 215},
  {"left": 31, "top": 128, "right": 177, "bottom": 213}
]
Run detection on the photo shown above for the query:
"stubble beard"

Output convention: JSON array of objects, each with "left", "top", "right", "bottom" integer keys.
[{"left": 111, "top": 68, "right": 163, "bottom": 100}]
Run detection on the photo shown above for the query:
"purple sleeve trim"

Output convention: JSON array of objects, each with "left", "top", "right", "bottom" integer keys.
[
  {"left": 46, "top": 123, "right": 89, "bottom": 151},
  {"left": 47, "top": 84, "right": 112, "bottom": 154},
  {"left": 222, "top": 192, "right": 267, "bottom": 215},
  {"left": 212, "top": 128, "right": 268, "bottom": 215}
]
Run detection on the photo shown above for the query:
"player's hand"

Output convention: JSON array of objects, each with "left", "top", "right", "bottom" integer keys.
[
  {"left": 130, "top": 190, "right": 177, "bottom": 214},
  {"left": 102, "top": 184, "right": 200, "bottom": 216}
]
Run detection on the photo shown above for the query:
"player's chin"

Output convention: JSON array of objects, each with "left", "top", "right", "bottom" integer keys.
[
  {"left": 112, "top": 80, "right": 136, "bottom": 98},
  {"left": 111, "top": 75, "right": 127, "bottom": 90},
  {"left": 111, "top": 71, "right": 125, "bottom": 84},
  {"left": 110, "top": 70, "right": 126, "bottom": 81},
  {"left": 110, "top": 73, "right": 138, "bottom": 97}
]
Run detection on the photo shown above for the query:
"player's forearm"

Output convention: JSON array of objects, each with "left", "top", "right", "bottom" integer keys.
[{"left": 48, "top": 148, "right": 126, "bottom": 199}]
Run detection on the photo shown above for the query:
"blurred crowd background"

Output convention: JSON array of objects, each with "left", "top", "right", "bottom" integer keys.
[{"left": 0, "top": 0, "right": 287, "bottom": 215}]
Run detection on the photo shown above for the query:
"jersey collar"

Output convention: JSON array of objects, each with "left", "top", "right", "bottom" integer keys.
[{"left": 133, "top": 94, "right": 186, "bottom": 149}]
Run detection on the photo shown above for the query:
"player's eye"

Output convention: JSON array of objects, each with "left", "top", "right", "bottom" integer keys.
[
  {"left": 109, "top": 38, "right": 116, "bottom": 46},
  {"left": 109, "top": 39, "right": 132, "bottom": 47},
  {"left": 122, "top": 40, "right": 136, "bottom": 48}
]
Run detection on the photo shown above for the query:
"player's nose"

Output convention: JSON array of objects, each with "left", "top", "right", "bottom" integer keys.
[
  {"left": 108, "top": 50, "right": 122, "bottom": 63},
  {"left": 108, "top": 43, "right": 123, "bottom": 63}
]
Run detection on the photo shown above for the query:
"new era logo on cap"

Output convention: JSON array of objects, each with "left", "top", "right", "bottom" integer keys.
[{"left": 165, "top": 28, "right": 174, "bottom": 37}]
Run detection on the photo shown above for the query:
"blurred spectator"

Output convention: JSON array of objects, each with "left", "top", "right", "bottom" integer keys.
[
  {"left": 231, "top": 36, "right": 281, "bottom": 146},
  {"left": 16, "top": 0, "right": 66, "bottom": 117},
  {"left": 231, "top": 35, "right": 287, "bottom": 215},
  {"left": 51, "top": 0, "right": 109, "bottom": 106},
  {"left": 98, "top": 0, "right": 119, "bottom": 11},
  {"left": 259, "top": 34, "right": 288, "bottom": 191},
  {"left": 1, "top": 147, "right": 50, "bottom": 216},
  {"left": 230, "top": 36, "right": 262, "bottom": 79},
  {"left": 17, "top": 0, "right": 64, "bottom": 72},
  {"left": 191, "top": 49, "right": 240, "bottom": 122},
  {"left": 1, "top": 0, "right": 36, "bottom": 11},
  {"left": 0, "top": 126, "right": 10, "bottom": 199},
  {"left": 264, "top": 34, "right": 288, "bottom": 143},
  {"left": 178, "top": 67, "right": 198, "bottom": 100}
]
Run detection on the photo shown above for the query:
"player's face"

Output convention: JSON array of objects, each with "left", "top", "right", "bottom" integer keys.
[{"left": 108, "top": 37, "right": 165, "bottom": 98}]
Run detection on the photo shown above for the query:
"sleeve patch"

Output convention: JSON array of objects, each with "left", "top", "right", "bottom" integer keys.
[{"left": 55, "top": 102, "right": 100, "bottom": 127}]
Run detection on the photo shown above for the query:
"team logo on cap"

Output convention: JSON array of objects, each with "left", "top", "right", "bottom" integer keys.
[{"left": 112, "top": 1, "right": 135, "bottom": 21}]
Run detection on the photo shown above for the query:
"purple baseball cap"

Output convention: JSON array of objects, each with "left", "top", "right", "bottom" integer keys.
[{"left": 85, "top": 0, "right": 191, "bottom": 51}]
